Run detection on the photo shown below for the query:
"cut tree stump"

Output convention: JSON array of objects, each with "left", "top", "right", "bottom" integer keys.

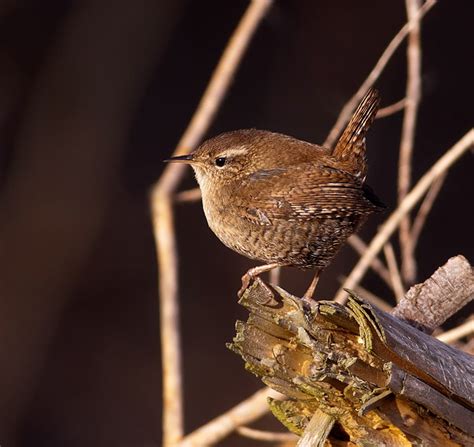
[{"left": 228, "top": 255, "right": 474, "bottom": 446}]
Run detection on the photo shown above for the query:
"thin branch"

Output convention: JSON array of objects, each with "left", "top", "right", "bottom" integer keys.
[
  {"left": 334, "top": 129, "right": 474, "bottom": 303},
  {"left": 323, "top": 0, "right": 436, "bottom": 148},
  {"left": 153, "top": 196, "right": 182, "bottom": 446},
  {"left": 376, "top": 98, "right": 406, "bottom": 119},
  {"left": 437, "top": 320, "right": 474, "bottom": 344},
  {"left": 398, "top": 0, "right": 423, "bottom": 285},
  {"left": 150, "top": 1, "right": 273, "bottom": 445},
  {"left": 383, "top": 242, "right": 405, "bottom": 302},
  {"left": 348, "top": 235, "right": 392, "bottom": 287},
  {"left": 237, "top": 426, "right": 298, "bottom": 442},
  {"left": 410, "top": 173, "right": 446, "bottom": 246},
  {"left": 175, "top": 187, "right": 202, "bottom": 203},
  {"left": 177, "top": 388, "right": 282, "bottom": 447}
]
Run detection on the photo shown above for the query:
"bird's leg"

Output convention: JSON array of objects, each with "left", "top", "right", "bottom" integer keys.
[
  {"left": 239, "top": 263, "right": 281, "bottom": 297},
  {"left": 269, "top": 266, "right": 281, "bottom": 286},
  {"left": 302, "top": 269, "right": 321, "bottom": 301}
]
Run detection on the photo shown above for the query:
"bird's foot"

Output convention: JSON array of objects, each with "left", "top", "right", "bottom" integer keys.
[
  {"left": 238, "top": 273, "right": 252, "bottom": 298},
  {"left": 238, "top": 263, "right": 282, "bottom": 298},
  {"left": 301, "top": 270, "right": 321, "bottom": 302}
]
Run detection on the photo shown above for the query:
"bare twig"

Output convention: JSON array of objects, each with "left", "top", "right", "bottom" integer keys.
[
  {"left": 175, "top": 187, "right": 202, "bottom": 203},
  {"left": 153, "top": 196, "right": 182, "bottom": 446},
  {"left": 334, "top": 129, "right": 474, "bottom": 303},
  {"left": 437, "top": 320, "right": 474, "bottom": 344},
  {"left": 324, "top": 0, "right": 436, "bottom": 148},
  {"left": 399, "top": 0, "right": 423, "bottom": 285},
  {"left": 348, "top": 235, "right": 392, "bottom": 287},
  {"left": 376, "top": 98, "right": 406, "bottom": 118},
  {"left": 237, "top": 426, "right": 297, "bottom": 442},
  {"left": 410, "top": 173, "right": 446, "bottom": 246},
  {"left": 383, "top": 242, "right": 405, "bottom": 302},
  {"left": 177, "top": 388, "right": 282, "bottom": 447},
  {"left": 150, "top": 1, "right": 273, "bottom": 445}
]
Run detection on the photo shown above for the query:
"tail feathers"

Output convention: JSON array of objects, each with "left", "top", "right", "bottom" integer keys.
[{"left": 332, "top": 88, "right": 380, "bottom": 179}]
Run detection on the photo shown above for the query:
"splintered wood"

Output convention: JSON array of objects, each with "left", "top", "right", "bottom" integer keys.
[{"left": 229, "top": 273, "right": 474, "bottom": 446}]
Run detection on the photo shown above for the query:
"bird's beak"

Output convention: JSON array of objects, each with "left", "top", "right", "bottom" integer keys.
[{"left": 163, "top": 154, "right": 194, "bottom": 164}]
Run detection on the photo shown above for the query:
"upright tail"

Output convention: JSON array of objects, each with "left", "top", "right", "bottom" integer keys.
[{"left": 332, "top": 88, "right": 380, "bottom": 180}]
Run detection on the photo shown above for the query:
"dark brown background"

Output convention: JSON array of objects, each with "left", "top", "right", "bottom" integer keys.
[{"left": 0, "top": 0, "right": 472, "bottom": 446}]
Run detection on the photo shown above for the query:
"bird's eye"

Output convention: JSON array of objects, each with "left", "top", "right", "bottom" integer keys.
[{"left": 215, "top": 157, "right": 227, "bottom": 167}]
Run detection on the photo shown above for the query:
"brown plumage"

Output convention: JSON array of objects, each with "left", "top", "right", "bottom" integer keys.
[{"left": 166, "top": 88, "right": 384, "bottom": 299}]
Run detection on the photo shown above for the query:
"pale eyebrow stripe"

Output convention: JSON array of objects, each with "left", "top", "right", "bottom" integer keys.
[{"left": 217, "top": 146, "right": 248, "bottom": 158}]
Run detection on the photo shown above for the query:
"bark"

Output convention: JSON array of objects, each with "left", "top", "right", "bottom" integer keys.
[
  {"left": 229, "top": 260, "right": 474, "bottom": 446},
  {"left": 392, "top": 255, "right": 474, "bottom": 332}
]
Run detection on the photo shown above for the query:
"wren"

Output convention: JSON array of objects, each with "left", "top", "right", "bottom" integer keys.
[{"left": 166, "top": 88, "right": 384, "bottom": 299}]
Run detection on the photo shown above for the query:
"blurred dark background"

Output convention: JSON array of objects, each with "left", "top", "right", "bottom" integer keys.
[{"left": 0, "top": 0, "right": 472, "bottom": 446}]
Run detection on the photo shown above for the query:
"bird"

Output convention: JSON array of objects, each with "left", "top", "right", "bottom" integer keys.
[{"left": 165, "top": 88, "right": 384, "bottom": 300}]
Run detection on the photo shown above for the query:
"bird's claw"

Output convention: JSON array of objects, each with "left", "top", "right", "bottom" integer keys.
[{"left": 238, "top": 273, "right": 252, "bottom": 298}]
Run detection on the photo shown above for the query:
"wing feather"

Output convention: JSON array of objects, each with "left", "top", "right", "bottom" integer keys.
[{"left": 237, "top": 164, "right": 382, "bottom": 225}]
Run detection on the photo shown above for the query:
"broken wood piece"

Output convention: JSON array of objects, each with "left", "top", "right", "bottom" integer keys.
[
  {"left": 393, "top": 255, "right": 474, "bottom": 332},
  {"left": 229, "top": 278, "right": 474, "bottom": 445},
  {"left": 297, "top": 409, "right": 335, "bottom": 447}
]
